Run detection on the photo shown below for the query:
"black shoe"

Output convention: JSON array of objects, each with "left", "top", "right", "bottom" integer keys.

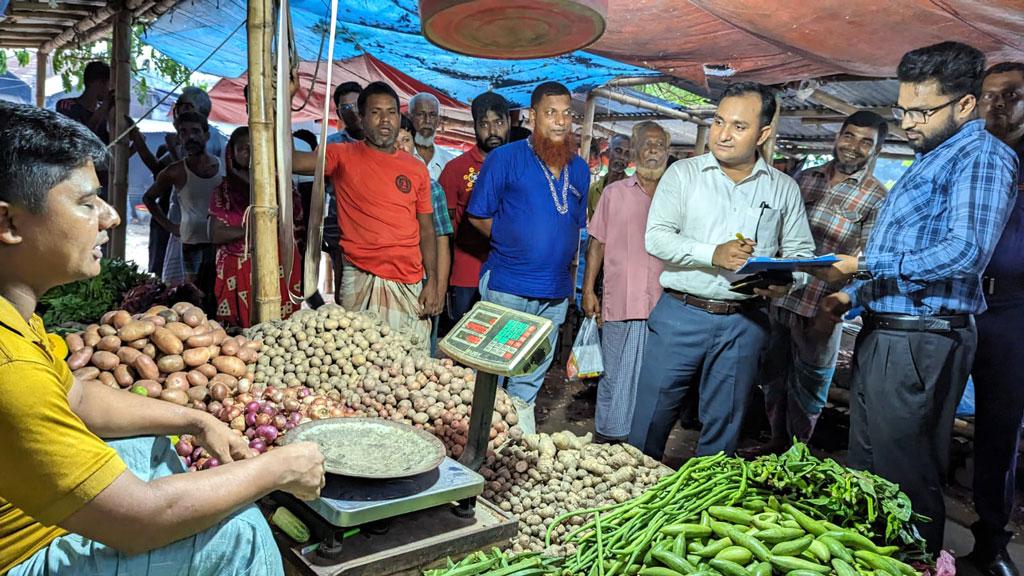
[
  {"left": 966, "top": 549, "right": 1020, "bottom": 576},
  {"left": 736, "top": 442, "right": 786, "bottom": 460},
  {"left": 594, "top": 432, "right": 625, "bottom": 445}
]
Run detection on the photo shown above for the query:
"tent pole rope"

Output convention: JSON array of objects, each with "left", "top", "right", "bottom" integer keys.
[{"left": 303, "top": 0, "right": 339, "bottom": 299}]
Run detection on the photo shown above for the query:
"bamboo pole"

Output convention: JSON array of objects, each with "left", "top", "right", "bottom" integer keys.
[
  {"left": 108, "top": 2, "right": 131, "bottom": 260},
  {"left": 248, "top": 0, "right": 282, "bottom": 322},
  {"left": 694, "top": 124, "right": 708, "bottom": 155},
  {"left": 35, "top": 50, "right": 46, "bottom": 107},
  {"left": 591, "top": 88, "right": 709, "bottom": 126},
  {"left": 579, "top": 91, "right": 597, "bottom": 164}
]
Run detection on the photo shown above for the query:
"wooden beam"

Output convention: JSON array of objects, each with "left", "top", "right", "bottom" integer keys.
[
  {"left": 4, "top": 15, "right": 80, "bottom": 26},
  {"left": 0, "top": 36, "right": 49, "bottom": 47},
  {"left": 579, "top": 91, "right": 597, "bottom": 164},
  {"left": 108, "top": 0, "right": 131, "bottom": 260},
  {"left": 806, "top": 88, "right": 907, "bottom": 140},
  {"left": 594, "top": 112, "right": 675, "bottom": 122},
  {"left": 592, "top": 87, "right": 709, "bottom": 126},
  {"left": 606, "top": 75, "right": 673, "bottom": 87},
  {"left": 9, "top": 2, "right": 94, "bottom": 15},
  {"left": 248, "top": 0, "right": 282, "bottom": 322},
  {"left": 0, "top": 24, "right": 68, "bottom": 34},
  {"left": 694, "top": 124, "right": 708, "bottom": 154},
  {"left": 35, "top": 50, "right": 46, "bottom": 107}
]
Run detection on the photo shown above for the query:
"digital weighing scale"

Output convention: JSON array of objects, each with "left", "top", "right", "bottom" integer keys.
[{"left": 278, "top": 303, "right": 552, "bottom": 576}]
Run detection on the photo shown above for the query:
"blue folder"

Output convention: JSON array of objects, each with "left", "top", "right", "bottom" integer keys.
[{"left": 735, "top": 254, "right": 839, "bottom": 275}]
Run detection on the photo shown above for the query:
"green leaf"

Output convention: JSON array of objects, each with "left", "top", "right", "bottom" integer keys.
[{"left": 15, "top": 49, "right": 31, "bottom": 67}]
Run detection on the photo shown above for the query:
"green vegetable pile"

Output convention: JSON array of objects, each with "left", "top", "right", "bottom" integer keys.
[
  {"left": 424, "top": 548, "right": 562, "bottom": 576},
  {"left": 38, "top": 258, "right": 153, "bottom": 330},
  {"left": 424, "top": 444, "right": 929, "bottom": 576}
]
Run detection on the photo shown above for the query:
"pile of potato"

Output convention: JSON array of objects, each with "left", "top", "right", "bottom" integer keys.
[
  {"left": 480, "top": 431, "right": 671, "bottom": 555},
  {"left": 245, "top": 304, "right": 522, "bottom": 456},
  {"left": 64, "top": 303, "right": 260, "bottom": 407}
]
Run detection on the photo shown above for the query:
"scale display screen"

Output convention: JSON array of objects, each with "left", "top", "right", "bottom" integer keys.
[{"left": 439, "top": 302, "right": 553, "bottom": 377}]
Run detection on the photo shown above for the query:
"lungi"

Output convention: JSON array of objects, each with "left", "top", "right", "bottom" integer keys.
[
  {"left": 340, "top": 258, "right": 430, "bottom": 349},
  {"left": 596, "top": 319, "right": 647, "bottom": 439}
]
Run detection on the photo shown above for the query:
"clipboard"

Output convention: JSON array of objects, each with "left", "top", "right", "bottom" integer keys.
[{"left": 735, "top": 254, "right": 839, "bottom": 275}]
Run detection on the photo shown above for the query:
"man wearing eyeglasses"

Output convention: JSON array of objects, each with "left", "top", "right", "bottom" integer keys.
[
  {"left": 966, "top": 61, "right": 1024, "bottom": 576},
  {"left": 814, "top": 42, "right": 1019, "bottom": 555}
]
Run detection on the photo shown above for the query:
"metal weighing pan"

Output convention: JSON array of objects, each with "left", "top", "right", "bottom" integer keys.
[{"left": 282, "top": 417, "right": 447, "bottom": 479}]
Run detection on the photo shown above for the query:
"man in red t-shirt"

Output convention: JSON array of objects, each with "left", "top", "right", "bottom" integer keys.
[
  {"left": 295, "top": 82, "right": 439, "bottom": 347},
  {"left": 438, "top": 92, "right": 510, "bottom": 326}
]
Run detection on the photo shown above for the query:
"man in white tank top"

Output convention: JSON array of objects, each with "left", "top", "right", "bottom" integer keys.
[{"left": 143, "top": 112, "right": 222, "bottom": 314}]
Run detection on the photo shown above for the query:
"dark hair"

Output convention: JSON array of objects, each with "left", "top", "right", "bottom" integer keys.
[
  {"left": 333, "top": 81, "right": 363, "bottom": 108},
  {"left": 83, "top": 61, "right": 110, "bottom": 88},
  {"left": 0, "top": 102, "right": 108, "bottom": 213},
  {"left": 985, "top": 61, "right": 1024, "bottom": 80},
  {"left": 399, "top": 114, "right": 415, "bottom": 136},
  {"left": 840, "top": 110, "right": 888, "bottom": 148},
  {"left": 509, "top": 125, "right": 531, "bottom": 142},
  {"left": 530, "top": 81, "right": 570, "bottom": 109},
  {"left": 174, "top": 111, "right": 209, "bottom": 133},
  {"left": 897, "top": 41, "right": 986, "bottom": 97},
  {"left": 720, "top": 82, "right": 778, "bottom": 129},
  {"left": 229, "top": 126, "right": 250, "bottom": 150},
  {"left": 242, "top": 84, "right": 249, "bottom": 103},
  {"left": 471, "top": 91, "right": 510, "bottom": 123},
  {"left": 292, "top": 129, "right": 317, "bottom": 150},
  {"left": 357, "top": 81, "right": 400, "bottom": 117}
]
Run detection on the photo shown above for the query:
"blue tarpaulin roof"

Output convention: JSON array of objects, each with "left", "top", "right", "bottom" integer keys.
[{"left": 142, "top": 0, "right": 658, "bottom": 106}]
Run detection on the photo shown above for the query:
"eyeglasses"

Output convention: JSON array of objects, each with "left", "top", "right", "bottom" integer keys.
[
  {"left": 338, "top": 103, "right": 356, "bottom": 112},
  {"left": 891, "top": 97, "right": 961, "bottom": 124}
]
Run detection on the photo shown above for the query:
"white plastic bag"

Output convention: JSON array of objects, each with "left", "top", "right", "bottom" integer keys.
[{"left": 567, "top": 317, "right": 604, "bottom": 380}]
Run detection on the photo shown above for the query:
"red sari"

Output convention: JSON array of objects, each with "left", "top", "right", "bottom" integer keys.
[{"left": 208, "top": 160, "right": 302, "bottom": 328}]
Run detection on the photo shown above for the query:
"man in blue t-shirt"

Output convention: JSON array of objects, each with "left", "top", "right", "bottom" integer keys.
[{"left": 466, "top": 82, "right": 589, "bottom": 434}]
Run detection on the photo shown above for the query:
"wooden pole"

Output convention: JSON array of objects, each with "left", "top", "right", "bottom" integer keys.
[
  {"left": 108, "top": 2, "right": 131, "bottom": 260},
  {"left": 35, "top": 51, "right": 47, "bottom": 107},
  {"left": 761, "top": 95, "right": 781, "bottom": 163},
  {"left": 248, "top": 0, "right": 282, "bottom": 322},
  {"left": 694, "top": 124, "right": 708, "bottom": 155},
  {"left": 579, "top": 91, "right": 597, "bottom": 165}
]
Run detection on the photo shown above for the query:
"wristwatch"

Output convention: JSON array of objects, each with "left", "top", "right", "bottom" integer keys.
[{"left": 853, "top": 254, "right": 873, "bottom": 280}]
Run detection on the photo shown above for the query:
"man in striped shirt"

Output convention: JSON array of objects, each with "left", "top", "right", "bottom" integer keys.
[
  {"left": 816, "top": 42, "right": 1019, "bottom": 555},
  {"left": 754, "top": 111, "right": 889, "bottom": 455}
]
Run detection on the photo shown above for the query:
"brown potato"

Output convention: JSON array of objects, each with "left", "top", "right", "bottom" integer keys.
[
  {"left": 211, "top": 373, "right": 238, "bottom": 390},
  {"left": 183, "top": 347, "right": 211, "bottom": 367},
  {"left": 165, "top": 322, "right": 194, "bottom": 341},
  {"left": 211, "top": 329, "right": 228, "bottom": 346},
  {"left": 197, "top": 363, "right": 217, "bottom": 378},
  {"left": 171, "top": 302, "right": 194, "bottom": 315},
  {"left": 160, "top": 388, "right": 189, "bottom": 406},
  {"left": 116, "top": 346, "right": 143, "bottom": 365},
  {"left": 236, "top": 347, "right": 257, "bottom": 364},
  {"left": 82, "top": 330, "right": 101, "bottom": 348},
  {"left": 97, "top": 324, "right": 117, "bottom": 337},
  {"left": 157, "top": 354, "right": 185, "bottom": 373},
  {"left": 98, "top": 371, "right": 117, "bottom": 388},
  {"left": 186, "top": 332, "right": 214, "bottom": 348},
  {"left": 243, "top": 340, "right": 262, "bottom": 351},
  {"left": 219, "top": 339, "right": 240, "bottom": 357},
  {"left": 149, "top": 315, "right": 167, "bottom": 327},
  {"left": 207, "top": 345, "right": 220, "bottom": 358},
  {"left": 136, "top": 379, "right": 162, "bottom": 397},
  {"left": 142, "top": 343, "right": 157, "bottom": 359},
  {"left": 111, "top": 310, "right": 133, "bottom": 329},
  {"left": 187, "top": 385, "right": 209, "bottom": 403},
  {"left": 132, "top": 355, "right": 159, "bottom": 380},
  {"left": 113, "top": 364, "right": 135, "bottom": 387},
  {"left": 127, "top": 338, "right": 148, "bottom": 350},
  {"left": 181, "top": 308, "right": 205, "bottom": 328},
  {"left": 65, "top": 333, "right": 85, "bottom": 353},
  {"left": 151, "top": 327, "right": 184, "bottom": 356},
  {"left": 67, "top": 347, "right": 94, "bottom": 370},
  {"left": 156, "top": 309, "right": 179, "bottom": 323},
  {"left": 118, "top": 320, "right": 156, "bottom": 342},
  {"left": 212, "top": 356, "right": 247, "bottom": 378},
  {"left": 163, "top": 372, "right": 190, "bottom": 391},
  {"left": 96, "top": 335, "right": 121, "bottom": 353},
  {"left": 187, "top": 369, "right": 209, "bottom": 387},
  {"left": 100, "top": 311, "right": 118, "bottom": 326},
  {"left": 73, "top": 366, "right": 100, "bottom": 381},
  {"left": 90, "top": 350, "right": 120, "bottom": 371},
  {"left": 146, "top": 304, "right": 170, "bottom": 316}
]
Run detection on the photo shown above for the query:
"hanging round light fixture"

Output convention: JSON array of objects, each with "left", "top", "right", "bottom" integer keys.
[{"left": 420, "top": 0, "right": 608, "bottom": 60}]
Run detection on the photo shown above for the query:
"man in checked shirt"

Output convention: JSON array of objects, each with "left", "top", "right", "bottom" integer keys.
[
  {"left": 815, "top": 41, "right": 1019, "bottom": 555},
  {"left": 752, "top": 111, "right": 889, "bottom": 455}
]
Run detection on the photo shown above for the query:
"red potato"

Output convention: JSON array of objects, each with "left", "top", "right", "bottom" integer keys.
[
  {"left": 160, "top": 389, "right": 189, "bottom": 405},
  {"left": 183, "top": 347, "right": 211, "bottom": 367},
  {"left": 163, "top": 372, "right": 190, "bottom": 391},
  {"left": 98, "top": 371, "right": 117, "bottom": 388},
  {"left": 236, "top": 347, "right": 257, "bottom": 364},
  {"left": 113, "top": 364, "right": 135, "bottom": 388},
  {"left": 73, "top": 366, "right": 101, "bottom": 381},
  {"left": 149, "top": 315, "right": 167, "bottom": 327},
  {"left": 181, "top": 308, "right": 205, "bottom": 328},
  {"left": 98, "top": 324, "right": 117, "bottom": 337},
  {"left": 211, "top": 373, "right": 238, "bottom": 390},
  {"left": 186, "top": 332, "right": 214, "bottom": 348},
  {"left": 171, "top": 302, "right": 194, "bottom": 315},
  {"left": 219, "top": 339, "right": 240, "bottom": 357},
  {"left": 100, "top": 311, "right": 118, "bottom": 326},
  {"left": 67, "top": 347, "right": 94, "bottom": 370},
  {"left": 142, "top": 343, "right": 157, "bottom": 359},
  {"left": 211, "top": 329, "right": 228, "bottom": 346},
  {"left": 111, "top": 310, "right": 133, "bottom": 329},
  {"left": 187, "top": 385, "right": 209, "bottom": 403},
  {"left": 165, "top": 322, "right": 195, "bottom": 341},
  {"left": 132, "top": 355, "right": 159, "bottom": 380},
  {"left": 151, "top": 327, "right": 184, "bottom": 356},
  {"left": 117, "top": 346, "right": 143, "bottom": 365},
  {"left": 197, "top": 363, "right": 218, "bottom": 378},
  {"left": 137, "top": 379, "right": 162, "bottom": 398},
  {"left": 117, "top": 320, "right": 156, "bottom": 342},
  {"left": 65, "top": 333, "right": 85, "bottom": 353},
  {"left": 157, "top": 354, "right": 186, "bottom": 373},
  {"left": 82, "top": 330, "right": 101, "bottom": 348},
  {"left": 128, "top": 338, "right": 148, "bottom": 350},
  {"left": 90, "top": 351, "right": 119, "bottom": 371},
  {"left": 212, "top": 356, "right": 247, "bottom": 378},
  {"left": 96, "top": 335, "right": 121, "bottom": 353},
  {"left": 186, "top": 369, "right": 209, "bottom": 387}
]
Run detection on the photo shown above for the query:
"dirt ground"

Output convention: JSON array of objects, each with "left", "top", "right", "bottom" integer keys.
[{"left": 533, "top": 321, "right": 1024, "bottom": 566}]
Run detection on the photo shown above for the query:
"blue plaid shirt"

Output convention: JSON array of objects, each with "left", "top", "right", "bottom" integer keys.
[{"left": 846, "top": 120, "right": 1019, "bottom": 315}]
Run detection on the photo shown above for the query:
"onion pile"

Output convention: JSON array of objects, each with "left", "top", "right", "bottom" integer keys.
[{"left": 64, "top": 303, "right": 260, "bottom": 407}]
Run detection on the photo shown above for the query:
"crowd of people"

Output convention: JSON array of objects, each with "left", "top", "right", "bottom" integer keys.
[{"left": 0, "top": 35, "right": 1021, "bottom": 576}]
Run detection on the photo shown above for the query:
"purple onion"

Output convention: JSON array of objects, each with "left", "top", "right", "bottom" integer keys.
[
  {"left": 245, "top": 411, "right": 258, "bottom": 427},
  {"left": 256, "top": 424, "right": 279, "bottom": 442},
  {"left": 259, "top": 404, "right": 278, "bottom": 417},
  {"left": 246, "top": 401, "right": 261, "bottom": 414},
  {"left": 273, "top": 414, "right": 288, "bottom": 429},
  {"left": 249, "top": 439, "right": 267, "bottom": 454},
  {"left": 206, "top": 458, "right": 220, "bottom": 468},
  {"left": 175, "top": 439, "right": 193, "bottom": 458},
  {"left": 285, "top": 422, "right": 296, "bottom": 430},
  {"left": 245, "top": 427, "right": 256, "bottom": 439},
  {"left": 288, "top": 412, "right": 303, "bottom": 424},
  {"left": 298, "top": 387, "right": 312, "bottom": 398},
  {"left": 192, "top": 447, "right": 205, "bottom": 460}
]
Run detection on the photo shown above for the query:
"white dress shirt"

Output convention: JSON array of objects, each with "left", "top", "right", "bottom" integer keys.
[
  {"left": 415, "top": 144, "right": 457, "bottom": 181},
  {"left": 645, "top": 152, "right": 816, "bottom": 301}
]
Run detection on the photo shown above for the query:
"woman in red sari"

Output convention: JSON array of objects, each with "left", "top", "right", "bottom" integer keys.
[{"left": 209, "top": 127, "right": 302, "bottom": 328}]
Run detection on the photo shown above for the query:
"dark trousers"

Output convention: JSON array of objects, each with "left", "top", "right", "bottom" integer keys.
[
  {"left": 182, "top": 243, "right": 217, "bottom": 316},
  {"left": 971, "top": 299, "right": 1024, "bottom": 557},
  {"left": 149, "top": 222, "right": 170, "bottom": 277},
  {"left": 628, "top": 294, "right": 770, "bottom": 458},
  {"left": 848, "top": 318, "right": 977, "bottom": 555}
]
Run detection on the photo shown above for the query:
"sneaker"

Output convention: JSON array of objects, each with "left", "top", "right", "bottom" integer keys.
[{"left": 965, "top": 549, "right": 1020, "bottom": 576}]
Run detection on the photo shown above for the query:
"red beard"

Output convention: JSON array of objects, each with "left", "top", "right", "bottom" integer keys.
[{"left": 532, "top": 132, "right": 577, "bottom": 171}]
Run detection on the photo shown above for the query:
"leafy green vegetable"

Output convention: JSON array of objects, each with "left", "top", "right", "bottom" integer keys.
[{"left": 37, "top": 259, "right": 154, "bottom": 328}]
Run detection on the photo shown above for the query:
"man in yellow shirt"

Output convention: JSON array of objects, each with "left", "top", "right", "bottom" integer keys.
[{"left": 0, "top": 102, "right": 326, "bottom": 575}]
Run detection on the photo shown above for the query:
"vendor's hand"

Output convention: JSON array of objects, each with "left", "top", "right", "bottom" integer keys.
[
  {"left": 817, "top": 292, "right": 852, "bottom": 326},
  {"left": 582, "top": 290, "right": 601, "bottom": 325},
  {"left": 712, "top": 238, "right": 755, "bottom": 271},
  {"left": 273, "top": 441, "right": 326, "bottom": 501},
  {"left": 753, "top": 283, "right": 791, "bottom": 300},
  {"left": 803, "top": 254, "right": 858, "bottom": 284},
  {"left": 419, "top": 279, "right": 442, "bottom": 317},
  {"left": 192, "top": 414, "right": 255, "bottom": 464}
]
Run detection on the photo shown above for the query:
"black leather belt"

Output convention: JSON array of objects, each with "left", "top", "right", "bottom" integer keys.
[
  {"left": 864, "top": 313, "right": 972, "bottom": 332},
  {"left": 665, "top": 289, "right": 760, "bottom": 315}
]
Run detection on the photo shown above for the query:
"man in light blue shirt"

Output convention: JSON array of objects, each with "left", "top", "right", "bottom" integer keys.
[
  {"left": 410, "top": 93, "right": 456, "bottom": 180},
  {"left": 629, "top": 82, "right": 815, "bottom": 458}
]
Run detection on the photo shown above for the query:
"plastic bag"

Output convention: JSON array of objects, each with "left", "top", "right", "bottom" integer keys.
[{"left": 567, "top": 317, "right": 604, "bottom": 380}]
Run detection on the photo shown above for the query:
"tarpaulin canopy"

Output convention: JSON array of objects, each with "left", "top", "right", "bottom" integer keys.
[
  {"left": 141, "top": 0, "right": 658, "bottom": 107},
  {"left": 589, "top": 0, "right": 1024, "bottom": 86}
]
